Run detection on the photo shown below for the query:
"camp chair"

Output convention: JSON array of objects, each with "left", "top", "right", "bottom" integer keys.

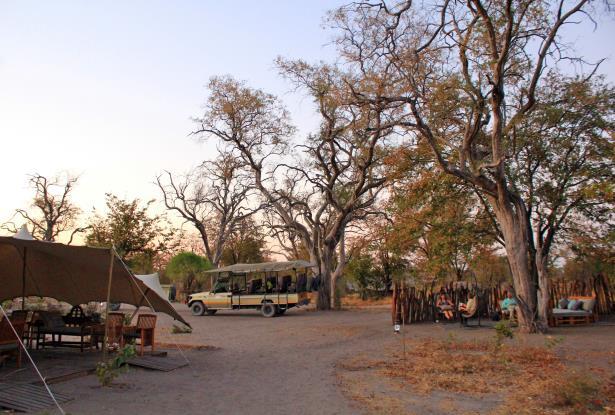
[
  {"left": 63, "top": 305, "right": 87, "bottom": 326},
  {"left": 0, "top": 317, "right": 26, "bottom": 367},
  {"left": 123, "top": 314, "right": 156, "bottom": 356},
  {"left": 105, "top": 312, "right": 125, "bottom": 349},
  {"left": 459, "top": 297, "right": 481, "bottom": 327}
]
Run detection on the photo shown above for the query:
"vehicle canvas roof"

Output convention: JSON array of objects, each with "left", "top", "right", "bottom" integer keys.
[{"left": 205, "top": 260, "right": 316, "bottom": 274}]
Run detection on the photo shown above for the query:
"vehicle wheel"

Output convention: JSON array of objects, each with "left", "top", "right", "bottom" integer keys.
[
  {"left": 261, "top": 302, "right": 277, "bottom": 318},
  {"left": 190, "top": 302, "right": 205, "bottom": 316},
  {"left": 206, "top": 309, "right": 217, "bottom": 316}
]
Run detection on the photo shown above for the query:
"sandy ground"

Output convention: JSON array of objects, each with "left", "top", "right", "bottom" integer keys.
[{"left": 25, "top": 305, "right": 615, "bottom": 415}]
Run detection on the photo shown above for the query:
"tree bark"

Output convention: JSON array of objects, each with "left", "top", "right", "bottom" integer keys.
[
  {"left": 535, "top": 247, "right": 550, "bottom": 328},
  {"left": 317, "top": 248, "right": 333, "bottom": 310},
  {"left": 488, "top": 194, "right": 545, "bottom": 333}
]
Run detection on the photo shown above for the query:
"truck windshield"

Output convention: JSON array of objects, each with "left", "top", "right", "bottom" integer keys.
[{"left": 212, "top": 279, "right": 229, "bottom": 293}]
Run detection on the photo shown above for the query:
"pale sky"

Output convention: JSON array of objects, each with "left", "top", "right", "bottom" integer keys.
[{"left": 1, "top": 1, "right": 613, "bottom": 239}]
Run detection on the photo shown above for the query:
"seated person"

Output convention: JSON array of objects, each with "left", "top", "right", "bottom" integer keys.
[
  {"left": 458, "top": 294, "right": 477, "bottom": 316},
  {"left": 435, "top": 293, "right": 454, "bottom": 321},
  {"left": 501, "top": 292, "right": 518, "bottom": 319}
]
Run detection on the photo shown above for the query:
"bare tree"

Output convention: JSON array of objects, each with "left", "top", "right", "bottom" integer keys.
[
  {"left": 2, "top": 173, "right": 86, "bottom": 242},
  {"left": 331, "top": 0, "right": 602, "bottom": 332},
  {"left": 156, "top": 152, "right": 262, "bottom": 267},
  {"left": 194, "top": 70, "right": 392, "bottom": 309}
]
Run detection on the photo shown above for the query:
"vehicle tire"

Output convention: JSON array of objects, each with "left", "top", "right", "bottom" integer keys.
[
  {"left": 190, "top": 301, "right": 205, "bottom": 316},
  {"left": 206, "top": 309, "right": 217, "bottom": 316},
  {"left": 261, "top": 302, "right": 277, "bottom": 318}
]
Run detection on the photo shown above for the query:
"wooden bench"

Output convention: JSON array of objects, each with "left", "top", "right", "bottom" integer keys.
[{"left": 549, "top": 296, "right": 597, "bottom": 327}]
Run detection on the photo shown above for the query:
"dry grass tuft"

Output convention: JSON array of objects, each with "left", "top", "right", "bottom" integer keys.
[
  {"left": 338, "top": 337, "right": 614, "bottom": 414},
  {"left": 341, "top": 294, "right": 392, "bottom": 308}
]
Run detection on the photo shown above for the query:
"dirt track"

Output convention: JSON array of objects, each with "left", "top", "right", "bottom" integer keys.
[
  {"left": 44, "top": 305, "right": 394, "bottom": 415},
  {"left": 37, "top": 305, "right": 615, "bottom": 415}
]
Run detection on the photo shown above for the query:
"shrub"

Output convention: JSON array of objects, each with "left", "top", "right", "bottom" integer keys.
[{"left": 95, "top": 344, "right": 137, "bottom": 387}]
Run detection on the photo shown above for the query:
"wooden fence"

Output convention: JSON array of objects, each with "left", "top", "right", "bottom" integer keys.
[{"left": 392, "top": 274, "right": 614, "bottom": 324}]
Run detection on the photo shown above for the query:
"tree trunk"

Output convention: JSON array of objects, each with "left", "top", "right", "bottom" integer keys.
[
  {"left": 535, "top": 248, "right": 550, "bottom": 328},
  {"left": 488, "top": 195, "right": 545, "bottom": 333},
  {"left": 317, "top": 248, "right": 334, "bottom": 310}
]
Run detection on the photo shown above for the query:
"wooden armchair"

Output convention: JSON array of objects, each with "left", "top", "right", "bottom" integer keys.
[
  {"left": 123, "top": 314, "right": 157, "bottom": 356},
  {"left": 106, "top": 312, "right": 125, "bottom": 349},
  {"left": 0, "top": 317, "right": 26, "bottom": 367}
]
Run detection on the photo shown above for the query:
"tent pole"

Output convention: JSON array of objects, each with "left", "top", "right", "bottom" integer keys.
[
  {"left": 102, "top": 247, "right": 115, "bottom": 361},
  {"left": 21, "top": 247, "right": 27, "bottom": 310}
]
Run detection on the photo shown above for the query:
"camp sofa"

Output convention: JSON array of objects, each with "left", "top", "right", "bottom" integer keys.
[
  {"left": 550, "top": 296, "right": 597, "bottom": 326},
  {"left": 34, "top": 309, "right": 92, "bottom": 352}
]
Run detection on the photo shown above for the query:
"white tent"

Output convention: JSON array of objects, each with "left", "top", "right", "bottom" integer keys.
[{"left": 135, "top": 273, "right": 167, "bottom": 300}]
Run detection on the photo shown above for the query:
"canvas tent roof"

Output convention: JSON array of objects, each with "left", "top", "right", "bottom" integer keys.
[
  {"left": 0, "top": 236, "right": 189, "bottom": 327},
  {"left": 205, "top": 260, "right": 316, "bottom": 274},
  {"left": 135, "top": 273, "right": 167, "bottom": 300}
]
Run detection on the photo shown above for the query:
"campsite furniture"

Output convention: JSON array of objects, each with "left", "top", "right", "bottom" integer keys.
[
  {"left": 0, "top": 235, "right": 190, "bottom": 329},
  {"left": 34, "top": 311, "right": 91, "bottom": 352},
  {"left": 0, "top": 317, "right": 26, "bottom": 367},
  {"left": 88, "top": 312, "right": 125, "bottom": 350},
  {"left": 9, "top": 310, "right": 30, "bottom": 346},
  {"left": 102, "top": 312, "right": 125, "bottom": 349},
  {"left": 433, "top": 293, "right": 455, "bottom": 323},
  {"left": 458, "top": 297, "right": 480, "bottom": 327},
  {"left": 122, "top": 314, "right": 157, "bottom": 356},
  {"left": 550, "top": 296, "right": 597, "bottom": 326},
  {"left": 63, "top": 305, "right": 88, "bottom": 326},
  {"left": 498, "top": 300, "right": 518, "bottom": 324}
]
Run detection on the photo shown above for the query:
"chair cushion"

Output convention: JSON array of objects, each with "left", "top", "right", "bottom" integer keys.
[
  {"left": 567, "top": 300, "right": 578, "bottom": 310},
  {"left": 552, "top": 308, "right": 590, "bottom": 317},
  {"left": 582, "top": 298, "right": 596, "bottom": 312},
  {"left": 572, "top": 300, "right": 583, "bottom": 310},
  {"left": 558, "top": 298, "right": 569, "bottom": 309},
  {"left": 0, "top": 344, "right": 18, "bottom": 352}
]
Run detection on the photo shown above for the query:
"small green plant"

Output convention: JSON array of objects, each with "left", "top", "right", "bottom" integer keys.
[
  {"left": 548, "top": 373, "right": 602, "bottom": 410},
  {"left": 95, "top": 343, "right": 137, "bottom": 387},
  {"left": 544, "top": 335, "right": 564, "bottom": 350},
  {"left": 171, "top": 324, "right": 192, "bottom": 334},
  {"left": 445, "top": 332, "right": 459, "bottom": 349},
  {"left": 492, "top": 321, "right": 513, "bottom": 357}
]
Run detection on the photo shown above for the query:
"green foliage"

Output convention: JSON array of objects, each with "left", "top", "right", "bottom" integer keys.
[
  {"left": 86, "top": 193, "right": 178, "bottom": 273},
  {"left": 346, "top": 253, "right": 386, "bottom": 299},
  {"left": 95, "top": 344, "right": 136, "bottom": 387},
  {"left": 544, "top": 335, "right": 564, "bottom": 350},
  {"left": 219, "top": 217, "right": 267, "bottom": 266},
  {"left": 386, "top": 170, "right": 497, "bottom": 283},
  {"left": 493, "top": 321, "right": 513, "bottom": 357},
  {"left": 548, "top": 373, "right": 602, "bottom": 411},
  {"left": 166, "top": 251, "right": 212, "bottom": 292}
]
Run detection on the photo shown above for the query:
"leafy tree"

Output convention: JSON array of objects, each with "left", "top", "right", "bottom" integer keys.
[
  {"left": 194, "top": 73, "right": 393, "bottom": 310},
  {"left": 330, "top": 0, "right": 607, "bottom": 332},
  {"left": 345, "top": 253, "right": 380, "bottom": 300},
  {"left": 387, "top": 169, "right": 496, "bottom": 282},
  {"left": 509, "top": 76, "right": 615, "bottom": 319},
  {"left": 2, "top": 173, "right": 86, "bottom": 242},
  {"left": 165, "top": 251, "right": 212, "bottom": 293},
  {"left": 219, "top": 217, "right": 267, "bottom": 266},
  {"left": 86, "top": 194, "right": 178, "bottom": 273}
]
